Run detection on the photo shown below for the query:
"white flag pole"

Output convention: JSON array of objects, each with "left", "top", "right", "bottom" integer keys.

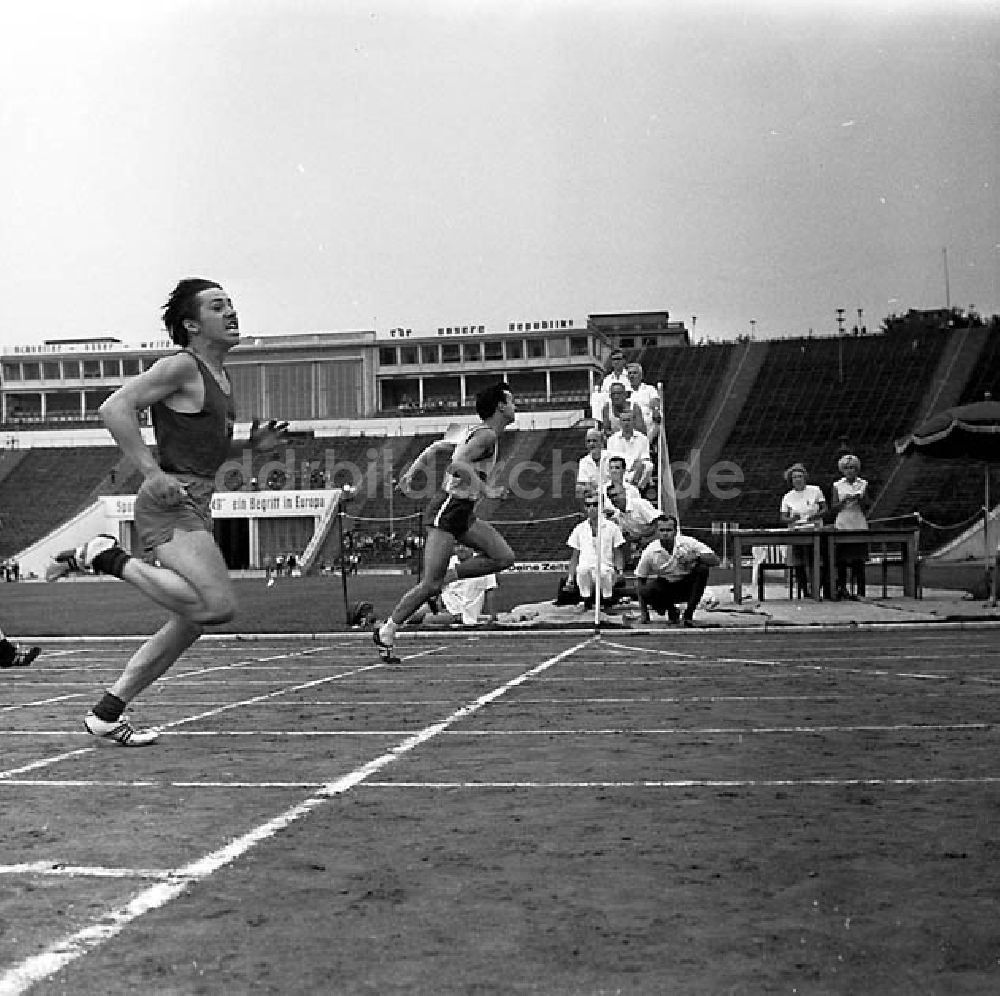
[
  {"left": 657, "top": 382, "right": 664, "bottom": 512},
  {"left": 657, "top": 383, "right": 679, "bottom": 525},
  {"left": 594, "top": 475, "right": 604, "bottom": 633}
]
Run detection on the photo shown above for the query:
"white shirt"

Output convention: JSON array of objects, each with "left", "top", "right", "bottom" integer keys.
[
  {"left": 576, "top": 450, "right": 612, "bottom": 491},
  {"left": 607, "top": 490, "right": 659, "bottom": 535},
  {"left": 440, "top": 556, "right": 497, "bottom": 625},
  {"left": 627, "top": 382, "right": 660, "bottom": 430},
  {"left": 567, "top": 519, "right": 625, "bottom": 571},
  {"left": 607, "top": 430, "right": 651, "bottom": 468},
  {"left": 636, "top": 534, "right": 715, "bottom": 582},
  {"left": 781, "top": 485, "right": 825, "bottom": 528},
  {"left": 600, "top": 370, "right": 631, "bottom": 394}
]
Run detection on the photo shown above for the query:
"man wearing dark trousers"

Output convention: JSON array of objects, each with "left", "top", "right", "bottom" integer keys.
[{"left": 636, "top": 515, "right": 720, "bottom": 627}]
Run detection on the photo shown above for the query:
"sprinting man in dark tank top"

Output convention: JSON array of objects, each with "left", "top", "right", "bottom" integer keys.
[{"left": 46, "top": 278, "right": 287, "bottom": 746}]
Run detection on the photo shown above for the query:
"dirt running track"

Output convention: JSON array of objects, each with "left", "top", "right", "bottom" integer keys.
[{"left": 1, "top": 629, "right": 999, "bottom": 994}]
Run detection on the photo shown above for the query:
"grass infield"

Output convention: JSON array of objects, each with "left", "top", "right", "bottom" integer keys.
[
  {"left": 0, "top": 559, "right": 976, "bottom": 637},
  {"left": 1, "top": 572, "right": 561, "bottom": 637}
]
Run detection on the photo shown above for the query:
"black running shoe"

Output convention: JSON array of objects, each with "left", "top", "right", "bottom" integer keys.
[{"left": 0, "top": 645, "right": 40, "bottom": 668}]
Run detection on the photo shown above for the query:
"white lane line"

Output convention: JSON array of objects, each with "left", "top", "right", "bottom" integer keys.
[
  {"left": 0, "top": 636, "right": 594, "bottom": 996},
  {"left": 0, "top": 863, "right": 175, "bottom": 881},
  {"left": 0, "top": 750, "right": 95, "bottom": 779},
  {"left": 65, "top": 692, "right": 970, "bottom": 707},
  {"left": 598, "top": 638, "right": 962, "bottom": 681},
  {"left": 154, "top": 664, "right": 407, "bottom": 732},
  {"left": 4, "top": 774, "right": 1000, "bottom": 791},
  {"left": 1, "top": 721, "right": 994, "bottom": 744},
  {"left": 158, "top": 645, "right": 336, "bottom": 682},
  {"left": 11, "top": 689, "right": 1000, "bottom": 710},
  {"left": 599, "top": 638, "right": 782, "bottom": 666},
  {"left": 362, "top": 777, "right": 1000, "bottom": 788},
  {"left": 1, "top": 693, "right": 86, "bottom": 713},
  {"left": 0, "top": 648, "right": 444, "bottom": 780},
  {"left": 0, "top": 781, "right": 320, "bottom": 788}
]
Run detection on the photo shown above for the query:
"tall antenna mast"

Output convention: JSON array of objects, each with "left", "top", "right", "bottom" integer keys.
[{"left": 942, "top": 247, "right": 951, "bottom": 310}]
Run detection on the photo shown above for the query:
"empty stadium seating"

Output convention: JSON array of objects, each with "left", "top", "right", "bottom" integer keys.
[
  {"left": 680, "top": 331, "right": 951, "bottom": 539},
  {"left": 0, "top": 447, "right": 120, "bottom": 558}
]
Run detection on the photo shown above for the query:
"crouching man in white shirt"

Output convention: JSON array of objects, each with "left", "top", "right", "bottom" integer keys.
[
  {"left": 636, "top": 515, "right": 720, "bottom": 627},
  {"left": 411, "top": 546, "right": 498, "bottom": 626},
  {"left": 564, "top": 493, "right": 626, "bottom": 611}
]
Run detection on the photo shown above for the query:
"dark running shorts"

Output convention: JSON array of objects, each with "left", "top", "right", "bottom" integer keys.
[
  {"left": 134, "top": 474, "right": 215, "bottom": 558},
  {"left": 424, "top": 492, "right": 477, "bottom": 539}
]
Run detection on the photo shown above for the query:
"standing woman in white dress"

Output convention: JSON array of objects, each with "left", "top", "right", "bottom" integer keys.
[
  {"left": 780, "top": 462, "right": 827, "bottom": 598},
  {"left": 831, "top": 454, "right": 870, "bottom": 599}
]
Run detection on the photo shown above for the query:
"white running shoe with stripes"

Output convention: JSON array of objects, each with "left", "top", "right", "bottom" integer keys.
[{"left": 84, "top": 712, "right": 160, "bottom": 747}]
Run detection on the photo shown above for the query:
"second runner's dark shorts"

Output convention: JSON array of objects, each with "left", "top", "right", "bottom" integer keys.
[{"left": 424, "top": 492, "right": 477, "bottom": 539}]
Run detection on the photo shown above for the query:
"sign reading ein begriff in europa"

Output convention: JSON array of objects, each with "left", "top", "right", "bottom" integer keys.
[{"left": 103, "top": 490, "right": 338, "bottom": 521}]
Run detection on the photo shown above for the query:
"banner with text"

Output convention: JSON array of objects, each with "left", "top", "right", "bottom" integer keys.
[{"left": 102, "top": 489, "right": 339, "bottom": 521}]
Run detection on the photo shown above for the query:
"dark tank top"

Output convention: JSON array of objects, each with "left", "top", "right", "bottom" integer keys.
[{"left": 152, "top": 351, "right": 235, "bottom": 477}]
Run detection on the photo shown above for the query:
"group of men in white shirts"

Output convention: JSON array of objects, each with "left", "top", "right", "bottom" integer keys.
[
  {"left": 569, "top": 357, "right": 720, "bottom": 625},
  {"left": 590, "top": 348, "right": 662, "bottom": 437}
]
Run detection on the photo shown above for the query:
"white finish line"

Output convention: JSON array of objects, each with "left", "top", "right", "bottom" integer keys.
[
  {"left": 0, "top": 863, "right": 175, "bottom": 881},
  {"left": 0, "top": 637, "right": 595, "bottom": 996},
  {"left": 2, "top": 775, "right": 999, "bottom": 792},
  {"left": 1, "top": 721, "right": 993, "bottom": 740}
]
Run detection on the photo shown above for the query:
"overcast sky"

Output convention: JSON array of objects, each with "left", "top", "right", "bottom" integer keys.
[{"left": 0, "top": 0, "right": 997, "bottom": 347}]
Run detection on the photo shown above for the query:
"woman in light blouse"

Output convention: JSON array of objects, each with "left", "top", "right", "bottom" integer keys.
[
  {"left": 780, "top": 462, "right": 827, "bottom": 598},
  {"left": 831, "top": 453, "right": 870, "bottom": 599}
]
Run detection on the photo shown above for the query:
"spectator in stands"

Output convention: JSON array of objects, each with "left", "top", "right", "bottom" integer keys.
[
  {"left": 780, "top": 462, "right": 827, "bottom": 598},
  {"left": 606, "top": 454, "right": 641, "bottom": 504},
  {"left": 606, "top": 409, "right": 653, "bottom": 489},
  {"left": 373, "top": 382, "right": 517, "bottom": 663},
  {"left": 564, "top": 493, "right": 626, "bottom": 612},
  {"left": 590, "top": 348, "right": 631, "bottom": 423},
  {"left": 600, "top": 383, "right": 648, "bottom": 436},
  {"left": 636, "top": 514, "right": 720, "bottom": 627},
  {"left": 625, "top": 362, "right": 661, "bottom": 435},
  {"left": 600, "top": 348, "right": 631, "bottom": 395},
  {"left": 575, "top": 427, "right": 611, "bottom": 500},
  {"left": 0, "top": 625, "right": 40, "bottom": 668},
  {"left": 45, "top": 277, "right": 289, "bottom": 747},
  {"left": 831, "top": 453, "right": 870, "bottom": 600},
  {"left": 409, "top": 545, "right": 498, "bottom": 626}
]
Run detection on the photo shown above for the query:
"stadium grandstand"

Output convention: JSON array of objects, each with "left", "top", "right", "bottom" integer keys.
[{"left": 1, "top": 307, "right": 997, "bottom": 580}]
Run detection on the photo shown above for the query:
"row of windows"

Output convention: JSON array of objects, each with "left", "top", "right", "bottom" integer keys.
[
  {"left": 379, "top": 368, "right": 590, "bottom": 403},
  {"left": 378, "top": 336, "right": 591, "bottom": 367},
  {"left": 1, "top": 357, "right": 155, "bottom": 381},
  {"left": 616, "top": 335, "right": 664, "bottom": 349}
]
